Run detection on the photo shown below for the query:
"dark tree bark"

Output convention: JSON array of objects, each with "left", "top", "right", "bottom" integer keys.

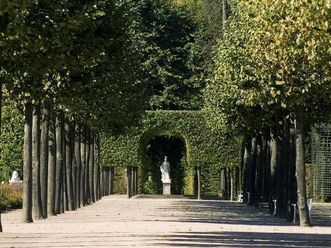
[
  {"left": 40, "top": 106, "right": 49, "bottom": 218},
  {"left": 110, "top": 167, "right": 114, "bottom": 195},
  {"left": 55, "top": 112, "right": 64, "bottom": 214},
  {"left": 288, "top": 126, "right": 297, "bottom": 215},
  {"left": 85, "top": 128, "right": 90, "bottom": 204},
  {"left": 295, "top": 107, "right": 312, "bottom": 226},
  {"left": 262, "top": 135, "right": 270, "bottom": 201},
  {"left": 0, "top": 82, "right": 2, "bottom": 231},
  {"left": 283, "top": 118, "right": 291, "bottom": 219},
  {"left": 127, "top": 166, "right": 132, "bottom": 198},
  {"left": 270, "top": 131, "right": 278, "bottom": 204},
  {"left": 89, "top": 133, "right": 95, "bottom": 203},
  {"left": 250, "top": 137, "right": 257, "bottom": 205},
  {"left": 23, "top": 102, "right": 33, "bottom": 222},
  {"left": 94, "top": 135, "right": 100, "bottom": 200},
  {"left": 80, "top": 125, "right": 86, "bottom": 206},
  {"left": 75, "top": 124, "right": 81, "bottom": 208},
  {"left": 65, "top": 121, "right": 74, "bottom": 211},
  {"left": 32, "top": 104, "right": 43, "bottom": 220},
  {"left": 47, "top": 111, "right": 56, "bottom": 216},
  {"left": 222, "top": 0, "right": 228, "bottom": 27},
  {"left": 243, "top": 137, "right": 252, "bottom": 204},
  {"left": 255, "top": 135, "right": 262, "bottom": 203},
  {"left": 63, "top": 123, "right": 68, "bottom": 212},
  {"left": 105, "top": 168, "right": 110, "bottom": 196}
]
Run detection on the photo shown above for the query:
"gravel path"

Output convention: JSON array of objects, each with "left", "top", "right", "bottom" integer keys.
[{"left": 0, "top": 195, "right": 330, "bottom": 247}]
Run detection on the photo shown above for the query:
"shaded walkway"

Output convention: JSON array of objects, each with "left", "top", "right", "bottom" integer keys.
[{"left": 1, "top": 195, "right": 331, "bottom": 247}]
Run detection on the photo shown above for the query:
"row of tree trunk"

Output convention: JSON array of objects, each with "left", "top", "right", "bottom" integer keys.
[
  {"left": 242, "top": 111, "right": 311, "bottom": 226},
  {"left": 0, "top": 83, "right": 2, "bottom": 232},
  {"left": 22, "top": 103, "right": 106, "bottom": 222}
]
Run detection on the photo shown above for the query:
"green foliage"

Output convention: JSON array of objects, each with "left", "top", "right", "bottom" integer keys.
[
  {"left": 142, "top": 181, "right": 159, "bottom": 195},
  {"left": 0, "top": 94, "right": 23, "bottom": 181},
  {"left": 205, "top": 0, "right": 331, "bottom": 135},
  {"left": 100, "top": 110, "right": 241, "bottom": 196},
  {"left": 138, "top": 0, "right": 203, "bottom": 110},
  {"left": 0, "top": 0, "right": 150, "bottom": 131}
]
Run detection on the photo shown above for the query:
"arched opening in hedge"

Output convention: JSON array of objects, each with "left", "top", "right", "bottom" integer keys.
[
  {"left": 141, "top": 135, "right": 190, "bottom": 195},
  {"left": 100, "top": 110, "right": 241, "bottom": 197}
]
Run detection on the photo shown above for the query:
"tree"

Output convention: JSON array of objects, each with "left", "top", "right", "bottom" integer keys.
[{"left": 205, "top": 0, "right": 331, "bottom": 226}]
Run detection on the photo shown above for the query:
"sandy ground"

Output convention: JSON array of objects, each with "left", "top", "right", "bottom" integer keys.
[{"left": 0, "top": 195, "right": 330, "bottom": 247}]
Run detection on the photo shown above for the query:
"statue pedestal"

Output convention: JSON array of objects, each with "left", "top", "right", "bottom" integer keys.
[{"left": 162, "top": 182, "right": 171, "bottom": 195}]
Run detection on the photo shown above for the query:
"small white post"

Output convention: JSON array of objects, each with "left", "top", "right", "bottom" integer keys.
[
  {"left": 273, "top": 199, "right": 277, "bottom": 216},
  {"left": 247, "top": 192, "right": 250, "bottom": 204},
  {"left": 292, "top": 203, "right": 297, "bottom": 224},
  {"left": 307, "top": 198, "right": 313, "bottom": 222}
]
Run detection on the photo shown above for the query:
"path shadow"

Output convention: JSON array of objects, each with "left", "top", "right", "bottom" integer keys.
[
  {"left": 151, "top": 200, "right": 331, "bottom": 227},
  {"left": 153, "top": 200, "right": 293, "bottom": 226},
  {"left": 148, "top": 232, "right": 331, "bottom": 247}
]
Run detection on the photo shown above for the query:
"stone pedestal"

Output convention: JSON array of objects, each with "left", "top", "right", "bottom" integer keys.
[{"left": 162, "top": 182, "right": 171, "bottom": 195}]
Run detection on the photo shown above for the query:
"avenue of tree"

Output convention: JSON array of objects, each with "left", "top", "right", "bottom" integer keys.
[{"left": 0, "top": 0, "right": 330, "bottom": 231}]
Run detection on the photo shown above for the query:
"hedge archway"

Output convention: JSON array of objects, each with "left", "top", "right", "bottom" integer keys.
[{"left": 100, "top": 110, "right": 241, "bottom": 196}]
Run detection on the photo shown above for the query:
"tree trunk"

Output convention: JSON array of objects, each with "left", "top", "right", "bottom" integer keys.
[
  {"left": 222, "top": 0, "right": 228, "bottom": 27},
  {"left": 127, "top": 166, "right": 132, "bottom": 198},
  {"left": 110, "top": 167, "right": 114, "bottom": 194},
  {"left": 89, "top": 132, "right": 95, "bottom": 203},
  {"left": 65, "top": 121, "right": 74, "bottom": 211},
  {"left": 219, "top": 168, "right": 226, "bottom": 198},
  {"left": 40, "top": 106, "right": 49, "bottom": 218},
  {"left": 94, "top": 135, "right": 100, "bottom": 200},
  {"left": 270, "top": 131, "right": 278, "bottom": 204},
  {"left": 80, "top": 125, "right": 86, "bottom": 206},
  {"left": 0, "top": 82, "right": 2, "bottom": 231},
  {"left": 55, "top": 112, "right": 64, "bottom": 214},
  {"left": 23, "top": 102, "right": 33, "bottom": 222},
  {"left": 85, "top": 128, "right": 90, "bottom": 204},
  {"left": 197, "top": 167, "right": 201, "bottom": 200},
  {"left": 243, "top": 137, "right": 252, "bottom": 204},
  {"left": 295, "top": 107, "right": 312, "bottom": 226},
  {"left": 47, "top": 111, "right": 56, "bottom": 216},
  {"left": 75, "top": 124, "right": 81, "bottom": 208},
  {"left": 250, "top": 137, "right": 257, "bottom": 205},
  {"left": 32, "top": 104, "right": 42, "bottom": 220},
  {"left": 255, "top": 135, "right": 262, "bottom": 203}
]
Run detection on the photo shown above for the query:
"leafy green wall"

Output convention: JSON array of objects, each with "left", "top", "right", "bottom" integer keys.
[{"left": 100, "top": 110, "right": 241, "bottom": 196}]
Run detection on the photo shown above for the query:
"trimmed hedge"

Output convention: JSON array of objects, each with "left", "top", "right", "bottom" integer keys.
[{"left": 100, "top": 110, "right": 241, "bottom": 196}]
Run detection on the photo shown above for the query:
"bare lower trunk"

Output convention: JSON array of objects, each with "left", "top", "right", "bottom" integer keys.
[
  {"left": 250, "top": 137, "right": 257, "bottom": 205},
  {"left": 94, "top": 135, "right": 100, "bottom": 200},
  {"left": 270, "top": 131, "right": 278, "bottom": 204},
  {"left": 40, "top": 106, "right": 49, "bottom": 218},
  {"left": 89, "top": 133, "right": 95, "bottom": 203},
  {"left": 23, "top": 102, "right": 33, "bottom": 222},
  {"left": 222, "top": 0, "right": 228, "bottom": 27},
  {"left": 243, "top": 137, "right": 252, "bottom": 204},
  {"left": 32, "top": 104, "right": 42, "bottom": 220},
  {"left": 65, "top": 121, "right": 74, "bottom": 210},
  {"left": 75, "top": 124, "right": 81, "bottom": 208},
  {"left": 85, "top": 129, "right": 90, "bottom": 204},
  {"left": 80, "top": 126, "right": 86, "bottom": 206},
  {"left": 0, "top": 82, "right": 2, "bottom": 231},
  {"left": 47, "top": 111, "right": 56, "bottom": 216},
  {"left": 295, "top": 107, "right": 312, "bottom": 227},
  {"left": 55, "top": 112, "right": 64, "bottom": 214}
]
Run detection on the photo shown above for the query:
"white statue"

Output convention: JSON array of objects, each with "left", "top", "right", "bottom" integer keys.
[
  {"left": 160, "top": 156, "right": 171, "bottom": 183},
  {"left": 9, "top": 171, "right": 20, "bottom": 184}
]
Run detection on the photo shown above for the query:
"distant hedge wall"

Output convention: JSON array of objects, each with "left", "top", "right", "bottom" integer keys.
[{"left": 100, "top": 110, "right": 241, "bottom": 196}]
